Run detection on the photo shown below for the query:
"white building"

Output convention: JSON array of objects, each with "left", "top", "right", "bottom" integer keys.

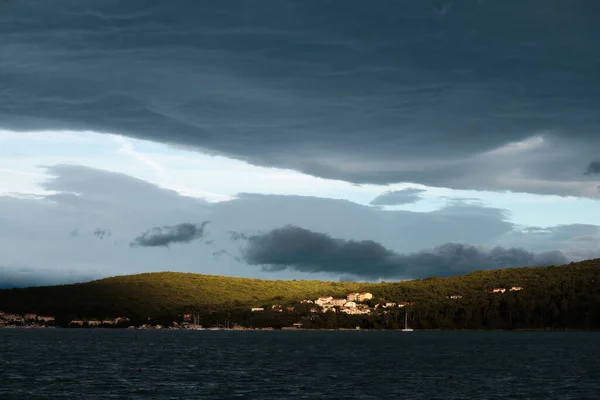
[
  {"left": 315, "top": 296, "right": 333, "bottom": 306},
  {"left": 358, "top": 292, "right": 373, "bottom": 301}
]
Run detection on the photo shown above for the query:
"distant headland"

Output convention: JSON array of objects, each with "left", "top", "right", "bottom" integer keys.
[{"left": 1, "top": 259, "right": 599, "bottom": 331}]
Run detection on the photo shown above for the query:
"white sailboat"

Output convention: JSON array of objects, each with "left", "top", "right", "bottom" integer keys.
[{"left": 402, "top": 312, "right": 413, "bottom": 332}]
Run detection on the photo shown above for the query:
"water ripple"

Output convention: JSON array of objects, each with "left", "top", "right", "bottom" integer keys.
[{"left": 0, "top": 330, "right": 599, "bottom": 399}]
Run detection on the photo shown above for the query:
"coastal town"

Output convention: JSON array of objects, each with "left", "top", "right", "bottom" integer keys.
[{"left": 0, "top": 286, "right": 524, "bottom": 330}]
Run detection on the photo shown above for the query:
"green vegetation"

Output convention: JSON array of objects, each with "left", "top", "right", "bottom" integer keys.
[{"left": 1, "top": 258, "right": 599, "bottom": 330}]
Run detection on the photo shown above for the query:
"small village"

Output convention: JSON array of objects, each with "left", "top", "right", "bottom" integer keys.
[
  {"left": 248, "top": 291, "right": 404, "bottom": 315},
  {"left": 0, "top": 286, "right": 524, "bottom": 330}
]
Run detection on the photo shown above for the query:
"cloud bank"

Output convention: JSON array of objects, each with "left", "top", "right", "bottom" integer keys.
[
  {"left": 2, "top": 2, "right": 600, "bottom": 197},
  {"left": 240, "top": 225, "right": 568, "bottom": 279}
]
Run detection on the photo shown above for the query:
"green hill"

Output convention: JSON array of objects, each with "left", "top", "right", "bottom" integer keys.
[{"left": 1, "top": 258, "right": 600, "bottom": 330}]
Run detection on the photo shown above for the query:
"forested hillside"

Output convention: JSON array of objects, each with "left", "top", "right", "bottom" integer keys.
[{"left": 1, "top": 259, "right": 599, "bottom": 330}]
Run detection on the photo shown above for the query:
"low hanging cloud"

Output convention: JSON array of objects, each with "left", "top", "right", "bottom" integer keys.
[
  {"left": 585, "top": 161, "right": 600, "bottom": 175},
  {"left": 239, "top": 225, "right": 568, "bottom": 279},
  {"left": 130, "top": 222, "right": 208, "bottom": 248},
  {"left": 370, "top": 188, "right": 426, "bottom": 206},
  {"left": 0, "top": 265, "right": 101, "bottom": 289}
]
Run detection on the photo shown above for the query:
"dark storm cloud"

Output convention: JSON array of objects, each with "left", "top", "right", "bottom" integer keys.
[
  {"left": 3, "top": 1, "right": 600, "bottom": 196},
  {"left": 370, "top": 188, "right": 426, "bottom": 206},
  {"left": 240, "top": 225, "right": 568, "bottom": 279},
  {"left": 130, "top": 222, "right": 208, "bottom": 248},
  {"left": 585, "top": 161, "right": 600, "bottom": 175}
]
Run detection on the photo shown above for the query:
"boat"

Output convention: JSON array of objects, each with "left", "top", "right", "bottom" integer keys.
[{"left": 401, "top": 312, "right": 413, "bottom": 332}]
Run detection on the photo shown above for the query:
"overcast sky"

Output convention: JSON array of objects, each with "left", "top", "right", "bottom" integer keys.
[{"left": 1, "top": 1, "right": 599, "bottom": 287}]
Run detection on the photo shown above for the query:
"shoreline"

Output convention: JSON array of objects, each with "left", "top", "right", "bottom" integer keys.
[{"left": 2, "top": 326, "right": 599, "bottom": 332}]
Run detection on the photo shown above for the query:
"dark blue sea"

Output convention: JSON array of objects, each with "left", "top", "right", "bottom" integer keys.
[{"left": 1, "top": 330, "right": 599, "bottom": 399}]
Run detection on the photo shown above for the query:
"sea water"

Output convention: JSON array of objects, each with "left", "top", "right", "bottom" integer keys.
[{"left": 1, "top": 330, "right": 599, "bottom": 399}]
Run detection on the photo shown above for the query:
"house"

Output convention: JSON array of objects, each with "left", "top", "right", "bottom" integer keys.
[
  {"left": 509, "top": 286, "right": 523, "bottom": 291},
  {"left": 183, "top": 313, "right": 192, "bottom": 321},
  {"left": 70, "top": 320, "right": 84, "bottom": 325},
  {"left": 87, "top": 320, "right": 101, "bottom": 326},
  {"left": 24, "top": 313, "right": 37, "bottom": 320},
  {"left": 251, "top": 307, "right": 264, "bottom": 312},
  {"left": 341, "top": 306, "right": 372, "bottom": 315},
  {"left": 38, "top": 316, "right": 55, "bottom": 323},
  {"left": 272, "top": 307, "right": 283, "bottom": 313},
  {"left": 346, "top": 292, "right": 360, "bottom": 302},
  {"left": 490, "top": 288, "right": 506, "bottom": 294},
  {"left": 397, "top": 302, "right": 410, "bottom": 307},
  {"left": 358, "top": 292, "right": 373, "bottom": 301},
  {"left": 271, "top": 304, "right": 282, "bottom": 309},
  {"left": 300, "top": 299, "right": 314, "bottom": 304},
  {"left": 102, "top": 319, "right": 117, "bottom": 325},
  {"left": 449, "top": 295, "right": 463, "bottom": 299},
  {"left": 344, "top": 301, "right": 357, "bottom": 308},
  {"left": 292, "top": 322, "right": 303, "bottom": 328},
  {"left": 331, "top": 298, "right": 346, "bottom": 306},
  {"left": 321, "top": 304, "right": 337, "bottom": 312},
  {"left": 315, "top": 296, "right": 333, "bottom": 306},
  {"left": 286, "top": 306, "right": 295, "bottom": 311},
  {"left": 384, "top": 302, "right": 396, "bottom": 308},
  {"left": 309, "top": 307, "right": 319, "bottom": 313}
]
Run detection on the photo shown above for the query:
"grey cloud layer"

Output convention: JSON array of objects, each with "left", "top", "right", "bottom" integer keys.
[
  {"left": 131, "top": 222, "right": 208, "bottom": 247},
  {"left": 240, "top": 225, "right": 568, "bottom": 279},
  {"left": 370, "top": 188, "right": 426, "bottom": 206},
  {"left": 0, "top": 165, "right": 597, "bottom": 287},
  {"left": 2, "top": 1, "right": 600, "bottom": 197}
]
